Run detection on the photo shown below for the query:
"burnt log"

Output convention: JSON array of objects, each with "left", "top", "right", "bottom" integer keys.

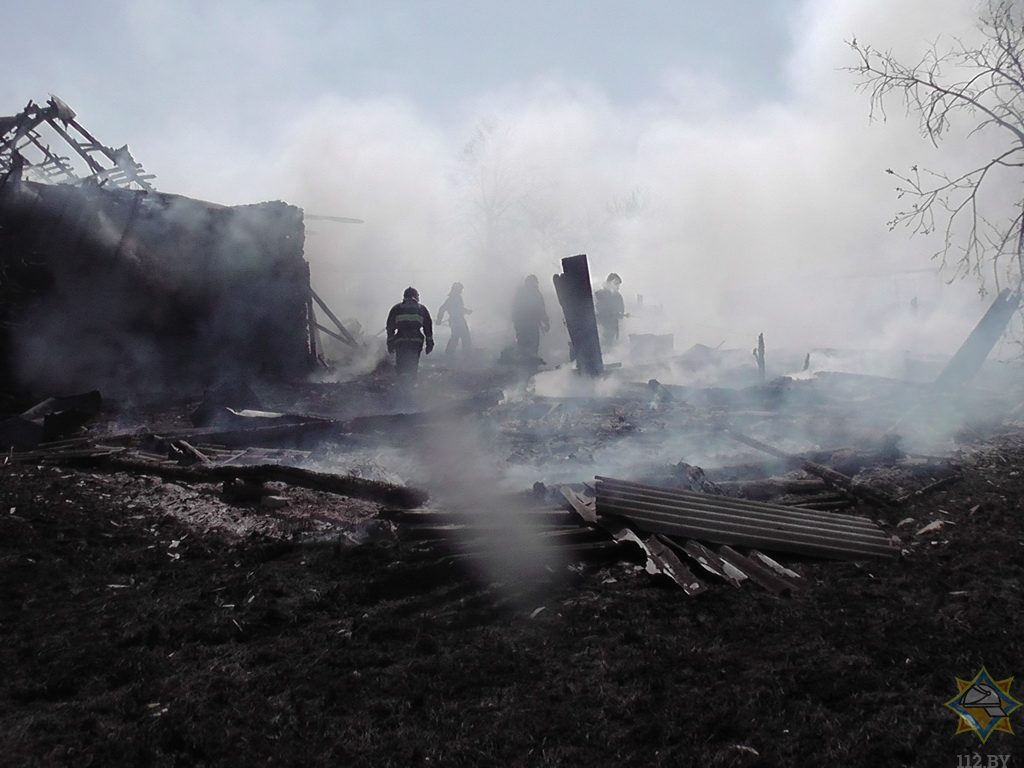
[
  {"left": 723, "top": 428, "right": 899, "bottom": 507},
  {"left": 39, "top": 452, "right": 428, "bottom": 508},
  {"left": 714, "top": 477, "right": 828, "bottom": 500}
]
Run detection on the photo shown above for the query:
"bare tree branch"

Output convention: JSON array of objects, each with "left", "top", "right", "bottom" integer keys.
[{"left": 847, "top": 0, "right": 1024, "bottom": 291}]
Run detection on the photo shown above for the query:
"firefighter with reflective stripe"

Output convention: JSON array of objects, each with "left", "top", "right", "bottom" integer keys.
[{"left": 386, "top": 287, "right": 434, "bottom": 377}]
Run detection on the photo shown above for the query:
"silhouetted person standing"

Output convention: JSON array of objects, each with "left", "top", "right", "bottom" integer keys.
[
  {"left": 513, "top": 274, "right": 549, "bottom": 360},
  {"left": 386, "top": 287, "right": 434, "bottom": 379},
  {"left": 593, "top": 272, "right": 625, "bottom": 346},
  {"left": 437, "top": 282, "right": 472, "bottom": 355}
]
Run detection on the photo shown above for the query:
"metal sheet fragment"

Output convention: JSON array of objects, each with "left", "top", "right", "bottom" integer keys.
[
  {"left": 595, "top": 476, "right": 897, "bottom": 560},
  {"left": 561, "top": 486, "right": 598, "bottom": 524},
  {"left": 717, "top": 545, "right": 794, "bottom": 594},
  {"left": 674, "top": 539, "right": 747, "bottom": 588},
  {"left": 749, "top": 550, "right": 802, "bottom": 583},
  {"left": 561, "top": 486, "right": 706, "bottom": 595}
]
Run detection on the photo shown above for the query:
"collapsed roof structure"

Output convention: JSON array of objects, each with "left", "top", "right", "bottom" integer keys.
[
  {"left": 0, "top": 95, "right": 154, "bottom": 190},
  {"left": 0, "top": 96, "right": 320, "bottom": 394}
]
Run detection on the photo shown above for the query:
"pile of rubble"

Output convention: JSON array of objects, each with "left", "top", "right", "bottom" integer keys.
[{"left": 6, "top": 341, "right": 1014, "bottom": 599}]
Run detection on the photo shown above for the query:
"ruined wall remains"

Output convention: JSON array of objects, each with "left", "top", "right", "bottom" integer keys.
[{"left": 0, "top": 179, "right": 314, "bottom": 394}]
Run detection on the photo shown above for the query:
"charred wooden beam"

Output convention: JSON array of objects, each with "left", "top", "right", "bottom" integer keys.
[
  {"left": 723, "top": 428, "right": 898, "bottom": 507},
  {"left": 311, "top": 288, "right": 358, "bottom": 347},
  {"left": 38, "top": 452, "right": 428, "bottom": 508},
  {"left": 552, "top": 254, "right": 604, "bottom": 377},
  {"left": 713, "top": 477, "right": 828, "bottom": 500},
  {"left": 753, "top": 333, "right": 766, "bottom": 383}
]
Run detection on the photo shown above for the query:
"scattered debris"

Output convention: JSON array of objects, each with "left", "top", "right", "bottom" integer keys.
[
  {"left": 915, "top": 520, "right": 954, "bottom": 536},
  {"left": 15, "top": 447, "right": 427, "bottom": 509},
  {"left": 594, "top": 476, "right": 897, "bottom": 560},
  {"left": 0, "top": 390, "right": 101, "bottom": 450}
]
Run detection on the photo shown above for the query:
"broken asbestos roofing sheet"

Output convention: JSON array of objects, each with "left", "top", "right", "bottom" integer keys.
[{"left": 594, "top": 476, "right": 897, "bottom": 560}]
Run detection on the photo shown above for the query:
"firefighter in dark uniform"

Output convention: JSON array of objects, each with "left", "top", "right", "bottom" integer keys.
[
  {"left": 437, "top": 281, "right": 472, "bottom": 355},
  {"left": 512, "top": 274, "right": 549, "bottom": 359},
  {"left": 593, "top": 272, "right": 625, "bottom": 346},
  {"left": 386, "top": 287, "right": 434, "bottom": 377}
]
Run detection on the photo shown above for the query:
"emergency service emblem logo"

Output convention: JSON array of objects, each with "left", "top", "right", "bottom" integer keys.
[{"left": 944, "top": 667, "right": 1022, "bottom": 743}]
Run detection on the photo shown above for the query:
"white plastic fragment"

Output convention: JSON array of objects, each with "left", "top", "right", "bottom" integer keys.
[{"left": 916, "top": 520, "right": 955, "bottom": 536}]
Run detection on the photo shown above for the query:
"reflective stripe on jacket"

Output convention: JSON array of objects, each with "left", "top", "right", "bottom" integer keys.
[{"left": 386, "top": 299, "right": 433, "bottom": 345}]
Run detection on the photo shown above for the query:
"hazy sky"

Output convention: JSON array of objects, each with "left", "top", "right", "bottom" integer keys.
[
  {"left": 5, "top": 2, "right": 798, "bottom": 139},
  {"left": 2, "top": 0, "right": 1010, "bottom": 359}
]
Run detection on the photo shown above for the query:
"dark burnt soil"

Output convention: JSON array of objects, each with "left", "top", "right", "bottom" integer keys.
[{"left": 1, "top": 433, "right": 1022, "bottom": 767}]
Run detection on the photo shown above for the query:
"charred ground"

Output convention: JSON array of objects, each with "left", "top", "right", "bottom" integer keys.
[{"left": 1, "top": 372, "right": 1022, "bottom": 768}]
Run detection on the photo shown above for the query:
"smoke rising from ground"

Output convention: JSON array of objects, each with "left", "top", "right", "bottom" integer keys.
[
  {"left": 4, "top": 0, "right": 1014, "bottom": 365},
  {"left": 251, "top": 0, "right": 1005, "bottom": 364}
]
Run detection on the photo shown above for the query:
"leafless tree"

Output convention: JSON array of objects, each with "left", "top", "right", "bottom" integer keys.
[{"left": 848, "top": 1, "right": 1024, "bottom": 292}]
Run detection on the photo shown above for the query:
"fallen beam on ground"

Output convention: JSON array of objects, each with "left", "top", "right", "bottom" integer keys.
[
  {"left": 895, "top": 473, "right": 962, "bottom": 504},
  {"left": 159, "top": 420, "right": 339, "bottom": 449},
  {"left": 800, "top": 461, "right": 896, "bottom": 508},
  {"left": 37, "top": 453, "right": 428, "bottom": 508},
  {"left": 723, "top": 429, "right": 897, "bottom": 507},
  {"left": 713, "top": 477, "right": 828, "bottom": 500},
  {"left": 594, "top": 477, "right": 897, "bottom": 560}
]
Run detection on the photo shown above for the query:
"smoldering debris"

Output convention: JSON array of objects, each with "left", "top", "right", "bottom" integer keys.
[
  {"left": 4, "top": 308, "right": 1021, "bottom": 601},
  {"left": 1, "top": 96, "right": 1023, "bottom": 607},
  {"left": 2, "top": 257, "right": 1020, "bottom": 602}
]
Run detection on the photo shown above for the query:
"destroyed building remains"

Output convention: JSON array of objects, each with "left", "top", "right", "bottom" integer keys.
[
  {"left": 2, "top": 90, "right": 1024, "bottom": 767},
  {"left": 0, "top": 96, "right": 316, "bottom": 395}
]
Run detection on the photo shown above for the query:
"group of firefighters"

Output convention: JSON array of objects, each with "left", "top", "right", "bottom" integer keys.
[{"left": 385, "top": 272, "right": 626, "bottom": 379}]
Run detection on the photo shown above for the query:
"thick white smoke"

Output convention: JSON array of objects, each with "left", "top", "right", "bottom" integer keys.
[
  {"left": 5, "top": 0, "right": 1014, "bottom": 365},
  {"left": 254, "top": 0, "right": 1007, "bottom": 363}
]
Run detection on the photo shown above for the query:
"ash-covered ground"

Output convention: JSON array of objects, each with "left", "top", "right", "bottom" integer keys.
[{"left": 2, "top": 358, "right": 1023, "bottom": 767}]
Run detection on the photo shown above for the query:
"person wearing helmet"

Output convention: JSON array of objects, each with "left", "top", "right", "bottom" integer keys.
[
  {"left": 386, "top": 287, "right": 434, "bottom": 378},
  {"left": 593, "top": 272, "right": 625, "bottom": 346},
  {"left": 512, "top": 274, "right": 550, "bottom": 360},
  {"left": 436, "top": 281, "right": 472, "bottom": 355}
]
